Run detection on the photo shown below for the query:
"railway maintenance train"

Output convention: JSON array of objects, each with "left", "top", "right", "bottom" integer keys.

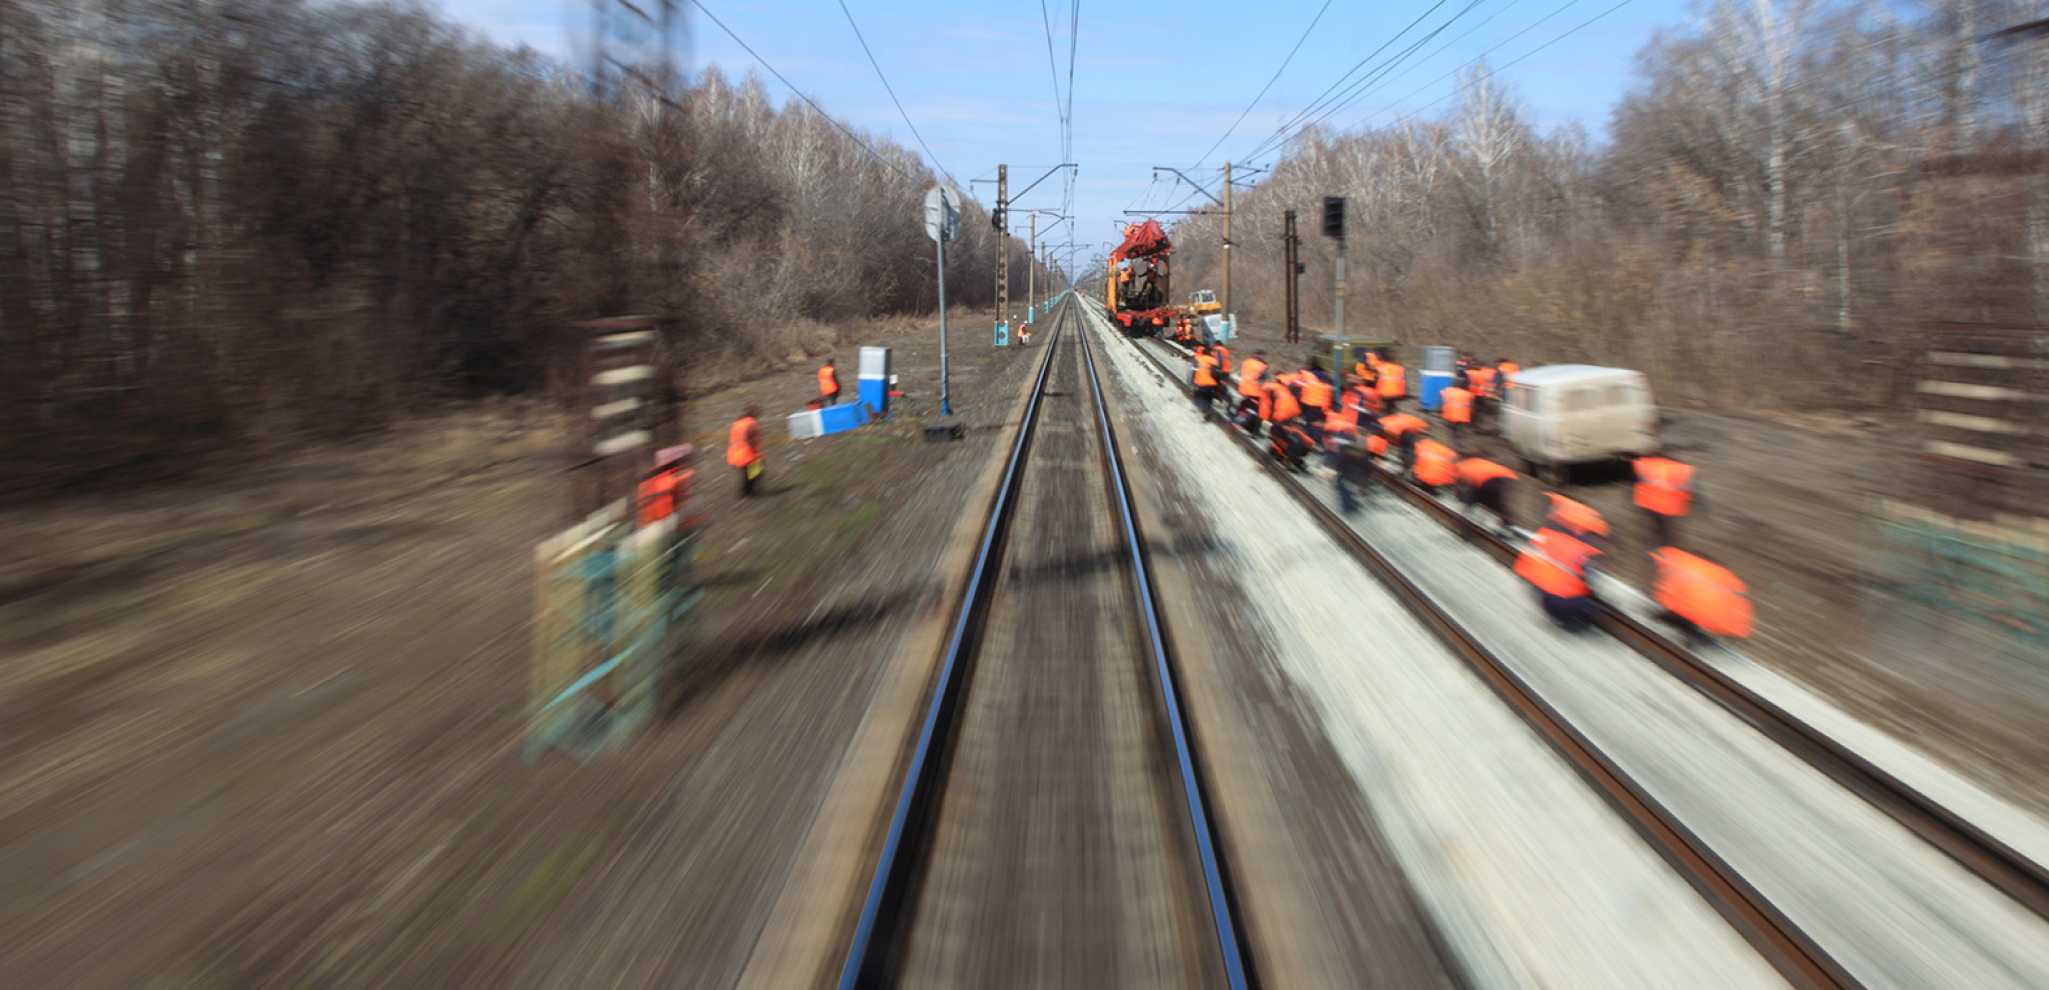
[{"left": 1105, "top": 219, "right": 1175, "bottom": 336}]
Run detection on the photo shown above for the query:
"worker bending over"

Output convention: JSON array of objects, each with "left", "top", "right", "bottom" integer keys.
[
  {"left": 1377, "top": 412, "right": 1428, "bottom": 471},
  {"left": 1411, "top": 438, "right": 1457, "bottom": 491},
  {"left": 1455, "top": 457, "right": 1517, "bottom": 536},
  {"left": 727, "top": 406, "right": 764, "bottom": 497},
  {"left": 1651, "top": 548, "right": 1752, "bottom": 645},
  {"left": 1515, "top": 525, "right": 1601, "bottom": 631},
  {"left": 1544, "top": 492, "right": 1610, "bottom": 545}
]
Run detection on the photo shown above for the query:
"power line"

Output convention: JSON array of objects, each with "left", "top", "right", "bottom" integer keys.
[
  {"left": 1325, "top": 0, "right": 1528, "bottom": 126},
  {"left": 835, "top": 0, "right": 955, "bottom": 182},
  {"left": 1040, "top": 0, "right": 1069, "bottom": 129},
  {"left": 1192, "top": 0, "right": 1336, "bottom": 170},
  {"left": 1243, "top": 0, "right": 1490, "bottom": 162},
  {"left": 1239, "top": 0, "right": 1460, "bottom": 164},
  {"left": 1343, "top": 0, "right": 1583, "bottom": 131},
  {"left": 1370, "top": 0, "right": 1638, "bottom": 130},
  {"left": 687, "top": 0, "right": 916, "bottom": 179}
]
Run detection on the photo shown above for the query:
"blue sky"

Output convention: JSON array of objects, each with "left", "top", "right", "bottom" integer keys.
[{"left": 437, "top": 0, "right": 1691, "bottom": 272}]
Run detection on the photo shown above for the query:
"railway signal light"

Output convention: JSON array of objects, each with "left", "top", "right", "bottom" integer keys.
[{"left": 1322, "top": 196, "right": 1345, "bottom": 240}]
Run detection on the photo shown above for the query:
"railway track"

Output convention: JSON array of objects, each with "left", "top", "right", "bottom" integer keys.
[
  {"left": 836, "top": 298, "right": 1252, "bottom": 989},
  {"left": 1113, "top": 312, "right": 2049, "bottom": 989}
]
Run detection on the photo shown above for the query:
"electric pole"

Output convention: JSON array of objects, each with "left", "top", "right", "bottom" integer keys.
[
  {"left": 1323, "top": 196, "right": 1346, "bottom": 337},
  {"left": 1283, "top": 210, "right": 1300, "bottom": 344},
  {"left": 1221, "top": 161, "right": 1233, "bottom": 324},
  {"left": 1027, "top": 211, "right": 1036, "bottom": 320},
  {"left": 994, "top": 165, "right": 1009, "bottom": 329}
]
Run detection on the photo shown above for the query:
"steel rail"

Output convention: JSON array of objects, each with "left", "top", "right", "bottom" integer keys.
[
  {"left": 836, "top": 308, "right": 1066, "bottom": 989},
  {"left": 1116, "top": 320, "right": 1855, "bottom": 989},
  {"left": 838, "top": 299, "right": 1255, "bottom": 988},
  {"left": 1137, "top": 323, "right": 2049, "bottom": 921},
  {"left": 1077, "top": 314, "right": 1255, "bottom": 990}
]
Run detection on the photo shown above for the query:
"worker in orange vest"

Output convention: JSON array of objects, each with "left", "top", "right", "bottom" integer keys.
[
  {"left": 1545, "top": 491, "right": 1610, "bottom": 543},
  {"left": 1496, "top": 357, "right": 1520, "bottom": 394},
  {"left": 816, "top": 359, "right": 840, "bottom": 407},
  {"left": 1191, "top": 344, "right": 1221, "bottom": 418},
  {"left": 1652, "top": 547, "right": 1753, "bottom": 644},
  {"left": 1377, "top": 412, "right": 1428, "bottom": 470},
  {"left": 1515, "top": 526, "right": 1601, "bottom": 631},
  {"left": 1455, "top": 457, "right": 1518, "bottom": 535},
  {"left": 1258, "top": 377, "right": 1301, "bottom": 432},
  {"left": 1235, "top": 350, "right": 1270, "bottom": 427},
  {"left": 1298, "top": 361, "right": 1335, "bottom": 440},
  {"left": 637, "top": 445, "right": 694, "bottom": 528},
  {"left": 1212, "top": 341, "right": 1233, "bottom": 375},
  {"left": 1465, "top": 364, "right": 1499, "bottom": 432},
  {"left": 1440, "top": 383, "right": 1474, "bottom": 444},
  {"left": 727, "top": 405, "right": 763, "bottom": 497},
  {"left": 1634, "top": 452, "right": 1698, "bottom": 547},
  {"left": 1411, "top": 438, "right": 1457, "bottom": 490},
  {"left": 1376, "top": 354, "right": 1407, "bottom": 412}
]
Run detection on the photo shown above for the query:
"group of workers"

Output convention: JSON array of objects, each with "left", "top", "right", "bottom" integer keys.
[{"left": 1184, "top": 338, "right": 1751, "bottom": 644}]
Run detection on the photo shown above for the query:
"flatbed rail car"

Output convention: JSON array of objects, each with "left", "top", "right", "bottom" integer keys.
[{"left": 1107, "top": 219, "right": 1177, "bottom": 336}]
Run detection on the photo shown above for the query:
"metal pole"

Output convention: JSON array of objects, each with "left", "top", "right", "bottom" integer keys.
[
  {"left": 1028, "top": 212, "right": 1037, "bottom": 320},
  {"left": 1334, "top": 237, "right": 1347, "bottom": 338},
  {"left": 1283, "top": 210, "right": 1298, "bottom": 344},
  {"left": 1221, "top": 161, "right": 1232, "bottom": 330},
  {"left": 995, "top": 165, "right": 1008, "bottom": 331},
  {"left": 938, "top": 227, "right": 951, "bottom": 416}
]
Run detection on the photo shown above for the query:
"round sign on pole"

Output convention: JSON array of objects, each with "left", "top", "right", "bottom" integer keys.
[{"left": 924, "top": 185, "right": 961, "bottom": 243}]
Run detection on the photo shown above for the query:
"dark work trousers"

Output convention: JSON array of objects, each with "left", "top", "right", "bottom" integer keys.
[
  {"left": 1460, "top": 477, "right": 1512, "bottom": 531},
  {"left": 738, "top": 464, "right": 760, "bottom": 497},
  {"left": 1541, "top": 592, "right": 1596, "bottom": 631},
  {"left": 1647, "top": 509, "right": 1679, "bottom": 549},
  {"left": 1335, "top": 442, "right": 1375, "bottom": 515},
  {"left": 1193, "top": 384, "right": 1218, "bottom": 417}
]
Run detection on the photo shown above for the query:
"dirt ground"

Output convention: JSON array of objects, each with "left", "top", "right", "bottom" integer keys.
[
  {"left": 1222, "top": 319, "right": 2049, "bottom": 818},
  {"left": 0, "top": 307, "right": 1037, "bottom": 987}
]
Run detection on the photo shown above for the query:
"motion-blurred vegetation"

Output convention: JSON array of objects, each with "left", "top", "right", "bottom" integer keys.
[{"left": 0, "top": 0, "right": 1032, "bottom": 495}]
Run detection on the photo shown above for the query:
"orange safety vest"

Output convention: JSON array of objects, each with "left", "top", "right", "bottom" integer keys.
[
  {"left": 818, "top": 365, "right": 839, "bottom": 398},
  {"left": 1366, "top": 434, "right": 1390, "bottom": 457},
  {"left": 1193, "top": 353, "right": 1219, "bottom": 387},
  {"left": 726, "top": 415, "right": 760, "bottom": 467},
  {"left": 1380, "top": 413, "right": 1427, "bottom": 439},
  {"left": 1413, "top": 440, "right": 1457, "bottom": 486},
  {"left": 1634, "top": 457, "right": 1695, "bottom": 517},
  {"left": 1324, "top": 399, "right": 1359, "bottom": 435},
  {"left": 1546, "top": 492, "right": 1610, "bottom": 537},
  {"left": 1260, "top": 381, "right": 1301, "bottom": 423},
  {"left": 1467, "top": 366, "right": 1498, "bottom": 398},
  {"left": 637, "top": 468, "right": 681, "bottom": 526},
  {"left": 1515, "top": 528, "right": 1597, "bottom": 598},
  {"left": 1377, "top": 363, "right": 1407, "bottom": 399},
  {"left": 1497, "top": 360, "right": 1520, "bottom": 389},
  {"left": 1214, "top": 345, "right": 1232, "bottom": 374},
  {"left": 1652, "top": 548, "right": 1753, "bottom": 637},
  {"left": 1456, "top": 457, "right": 1517, "bottom": 487},
  {"left": 1239, "top": 358, "right": 1268, "bottom": 398},
  {"left": 1352, "top": 360, "right": 1373, "bottom": 384},
  {"left": 1441, "top": 386, "right": 1473, "bottom": 424},
  {"left": 1300, "top": 376, "right": 1334, "bottom": 410}
]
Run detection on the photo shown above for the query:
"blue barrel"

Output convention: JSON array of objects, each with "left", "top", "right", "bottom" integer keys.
[
  {"left": 993, "top": 320, "right": 1009, "bottom": 347},
  {"left": 858, "top": 346, "right": 890, "bottom": 417},
  {"left": 1419, "top": 369, "right": 1454, "bottom": 412}
]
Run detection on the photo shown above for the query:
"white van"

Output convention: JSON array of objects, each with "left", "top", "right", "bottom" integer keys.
[{"left": 1500, "top": 364, "right": 1657, "bottom": 479}]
